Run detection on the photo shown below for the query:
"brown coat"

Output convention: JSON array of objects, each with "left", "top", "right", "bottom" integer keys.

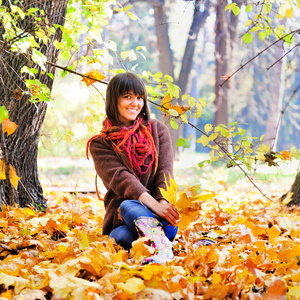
[{"left": 89, "top": 119, "right": 174, "bottom": 235}]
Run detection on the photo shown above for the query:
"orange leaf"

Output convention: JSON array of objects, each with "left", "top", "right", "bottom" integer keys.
[
  {"left": 82, "top": 70, "right": 106, "bottom": 87},
  {"left": 3, "top": 118, "right": 18, "bottom": 136},
  {"left": 280, "top": 150, "right": 291, "bottom": 160},
  {"left": 262, "top": 279, "right": 287, "bottom": 299}
]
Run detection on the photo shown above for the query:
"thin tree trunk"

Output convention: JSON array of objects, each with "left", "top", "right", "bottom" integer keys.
[
  {"left": 213, "top": 1, "right": 231, "bottom": 127},
  {"left": 264, "top": 38, "right": 287, "bottom": 151},
  {"left": 0, "top": 0, "right": 68, "bottom": 209}
]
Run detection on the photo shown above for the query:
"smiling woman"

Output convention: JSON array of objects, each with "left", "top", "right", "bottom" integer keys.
[
  {"left": 86, "top": 72, "right": 180, "bottom": 264},
  {"left": 117, "top": 91, "right": 144, "bottom": 126}
]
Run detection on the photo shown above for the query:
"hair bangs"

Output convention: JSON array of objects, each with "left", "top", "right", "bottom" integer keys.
[{"left": 118, "top": 74, "right": 147, "bottom": 98}]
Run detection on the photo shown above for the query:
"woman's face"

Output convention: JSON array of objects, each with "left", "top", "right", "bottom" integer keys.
[{"left": 117, "top": 91, "right": 144, "bottom": 126}]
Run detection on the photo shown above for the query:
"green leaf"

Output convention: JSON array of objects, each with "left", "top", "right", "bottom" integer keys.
[
  {"left": 198, "top": 160, "right": 210, "bottom": 168},
  {"left": 176, "top": 138, "right": 190, "bottom": 148},
  {"left": 258, "top": 31, "right": 266, "bottom": 41},
  {"left": 274, "top": 27, "right": 283, "bottom": 40},
  {"left": 283, "top": 33, "right": 293, "bottom": 46},
  {"left": 170, "top": 118, "right": 178, "bottom": 130},
  {"left": 263, "top": 3, "right": 272, "bottom": 14},
  {"left": 245, "top": 4, "right": 252, "bottom": 12},
  {"left": 232, "top": 6, "right": 240, "bottom": 16},
  {"left": 243, "top": 33, "right": 253, "bottom": 44},
  {"left": 265, "top": 24, "right": 272, "bottom": 36},
  {"left": 47, "top": 73, "right": 54, "bottom": 79},
  {"left": 145, "top": 85, "right": 156, "bottom": 95},
  {"left": 10, "top": 5, "right": 25, "bottom": 19},
  {"left": 167, "top": 82, "right": 180, "bottom": 99},
  {"left": 0, "top": 106, "right": 8, "bottom": 124}
]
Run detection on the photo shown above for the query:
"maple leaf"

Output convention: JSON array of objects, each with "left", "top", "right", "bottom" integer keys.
[
  {"left": 81, "top": 70, "right": 106, "bottom": 87},
  {"left": 159, "top": 173, "right": 178, "bottom": 205}
]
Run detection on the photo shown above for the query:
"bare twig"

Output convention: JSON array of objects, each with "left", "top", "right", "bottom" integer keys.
[
  {"left": 267, "top": 42, "right": 300, "bottom": 71},
  {"left": 220, "top": 29, "right": 300, "bottom": 87}
]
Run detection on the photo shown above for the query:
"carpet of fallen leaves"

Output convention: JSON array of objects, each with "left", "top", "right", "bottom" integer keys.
[{"left": 1, "top": 184, "right": 300, "bottom": 300}]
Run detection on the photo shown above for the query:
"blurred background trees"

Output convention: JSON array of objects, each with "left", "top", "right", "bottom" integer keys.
[{"left": 40, "top": 0, "right": 300, "bottom": 157}]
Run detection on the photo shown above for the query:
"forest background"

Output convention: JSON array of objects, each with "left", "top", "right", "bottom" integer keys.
[{"left": 37, "top": 0, "right": 300, "bottom": 196}]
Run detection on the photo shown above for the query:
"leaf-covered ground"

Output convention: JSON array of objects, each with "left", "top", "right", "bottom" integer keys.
[{"left": 1, "top": 175, "right": 300, "bottom": 300}]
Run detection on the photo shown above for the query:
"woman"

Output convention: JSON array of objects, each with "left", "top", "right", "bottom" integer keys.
[{"left": 87, "top": 72, "right": 180, "bottom": 264}]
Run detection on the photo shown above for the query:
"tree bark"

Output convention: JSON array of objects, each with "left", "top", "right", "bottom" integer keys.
[
  {"left": 213, "top": 1, "right": 231, "bottom": 127},
  {"left": 282, "top": 171, "right": 300, "bottom": 206},
  {"left": 0, "top": 0, "right": 68, "bottom": 209}
]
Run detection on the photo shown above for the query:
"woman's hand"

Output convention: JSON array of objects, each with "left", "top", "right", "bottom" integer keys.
[
  {"left": 154, "top": 201, "right": 180, "bottom": 227},
  {"left": 138, "top": 192, "right": 180, "bottom": 227}
]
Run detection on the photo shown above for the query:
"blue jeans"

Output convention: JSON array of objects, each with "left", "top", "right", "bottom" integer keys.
[{"left": 109, "top": 200, "right": 178, "bottom": 250}]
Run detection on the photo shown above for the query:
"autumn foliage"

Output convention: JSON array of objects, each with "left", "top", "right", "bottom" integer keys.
[{"left": 0, "top": 181, "right": 300, "bottom": 299}]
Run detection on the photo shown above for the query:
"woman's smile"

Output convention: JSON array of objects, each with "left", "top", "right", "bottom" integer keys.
[{"left": 117, "top": 91, "right": 144, "bottom": 126}]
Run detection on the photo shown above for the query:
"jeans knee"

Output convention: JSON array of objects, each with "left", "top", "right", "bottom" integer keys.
[{"left": 120, "top": 200, "right": 131, "bottom": 217}]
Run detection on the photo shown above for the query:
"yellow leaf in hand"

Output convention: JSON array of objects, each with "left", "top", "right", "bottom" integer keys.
[{"left": 159, "top": 173, "right": 178, "bottom": 205}]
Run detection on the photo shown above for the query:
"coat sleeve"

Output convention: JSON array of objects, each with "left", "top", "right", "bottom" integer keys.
[
  {"left": 151, "top": 121, "right": 174, "bottom": 200},
  {"left": 89, "top": 138, "right": 149, "bottom": 200}
]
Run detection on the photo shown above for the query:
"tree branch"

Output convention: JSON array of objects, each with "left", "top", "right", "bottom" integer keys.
[{"left": 220, "top": 29, "right": 300, "bottom": 87}]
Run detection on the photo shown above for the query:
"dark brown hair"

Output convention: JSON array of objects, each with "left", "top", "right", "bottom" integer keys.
[{"left": 105, "top": 72, "right": 151, "bottom": 125}]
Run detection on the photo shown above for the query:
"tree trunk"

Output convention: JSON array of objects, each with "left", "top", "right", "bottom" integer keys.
[
  {"left": 152, "top": 0, "right": 180, "bottom": 158},
  {"left": 177, "top": 0, "right": 210, "bottom": 95},
  {"left": 282, "top": 171, "right": 300, "bottom": 206},
  {"left": 213, "top": 1, "right": 231, "bottom": 128},
  {"left": 0, "top": 0, "right": 68, "bottom": 209},
  {"left": 264, "top": 20, "right": 287, "bottom": 151}
]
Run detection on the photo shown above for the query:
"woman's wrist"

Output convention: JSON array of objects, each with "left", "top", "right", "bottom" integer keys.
[{"left": 158, "top": 198, "right": 169, "bottom": 204}]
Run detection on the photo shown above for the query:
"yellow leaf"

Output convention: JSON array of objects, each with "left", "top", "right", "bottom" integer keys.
[
  {"left": 159, "top": 173, "right": 178, "bottom": 205},
  {"left": 287, "top": 285, "right": 300, "bottom": 298},
  {"left": 208, "top": 132, "right": 218, "bottom": 142},
  {"left": 85, "top": 115, "right": 93, "bottom": 127},
  {"left": 77, "top": 230, "right": 90, "bottom": 250},
  {"left": 205, "top": 124, "right": 213, "bottom": 134},
  {"left": 211, "top": 272, "right": 222, "bottom": 285},
  {"left": 81, "top": 70, "right": 106, "bottom": 87},
  {"left": 201, "top": 135, "right": 209, "bottom": 147},
  {"left": 3, "top": 118, "right": 18, "bottom": 136},
  {"left": 282, "top": 191, "right": 293, "bottom": 205},
  {"left": 245, "top": 19, "right": 252, "bottom": 27},
  {"left": 177, "top": 210, "right": 199, "bottom": 231},
  {"left": 0, "top": 159, "right": 21, "bottom": 189},
  {"left": 286, "top": 7, "right": 293, "bottom": 18},
  {"left": 116, "top": 277, "right": 145, "bottom": 294}
]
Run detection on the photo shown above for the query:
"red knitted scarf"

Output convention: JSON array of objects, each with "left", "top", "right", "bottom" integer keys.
[{"left": 86, "top": 116, "right": 158, "bottom": 178}]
